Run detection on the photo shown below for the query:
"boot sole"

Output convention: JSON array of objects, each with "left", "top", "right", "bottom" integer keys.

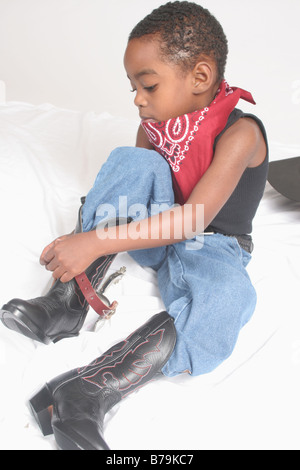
[
  {"left": 0, "top": 305, "right": 80, "bottom": 345},
  {"left": 0, "top": 305, "right": 50, "bottom": 344}
]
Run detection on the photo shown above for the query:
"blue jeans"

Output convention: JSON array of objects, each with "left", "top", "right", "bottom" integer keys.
[{"left": 82, "top": 147, "right": 257, "bottom": 377}]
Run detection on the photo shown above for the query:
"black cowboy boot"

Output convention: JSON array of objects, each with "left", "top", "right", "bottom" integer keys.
[
  {"left": 0, "top": 255, "right": 121, "bottom": 344},
  {"left": 0, "top": 200, "right": 128, "bottom": 344},
  {"left": 29, "top": 311, "right": 176, "bottom": 450}
]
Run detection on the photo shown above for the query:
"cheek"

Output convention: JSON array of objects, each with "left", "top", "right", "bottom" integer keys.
[
  {"left": 152, "top": 83, "right": 192, "bottom": 121},
  {"left": 163, "top": 87, "right": 186, "bottom": 109},
  {"left": 169, "top": 91, "right": 191, "bottom": 116}
]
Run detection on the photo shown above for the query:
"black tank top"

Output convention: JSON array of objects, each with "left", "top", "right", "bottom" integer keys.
[{"left": 209, "top": 108, "right": 269, "bottom": 235}]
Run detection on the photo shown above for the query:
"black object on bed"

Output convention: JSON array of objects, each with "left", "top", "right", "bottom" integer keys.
[{"left": 268, "top": 156, "right": 300, "bottom": 202}]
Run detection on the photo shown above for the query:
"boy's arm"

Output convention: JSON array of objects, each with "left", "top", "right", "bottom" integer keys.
[
  {"left": 186, "top": 117, "right": 266, "bottom": 226},
  {"left": 41, "top": 118, "right": 266, "bottom": 282}
]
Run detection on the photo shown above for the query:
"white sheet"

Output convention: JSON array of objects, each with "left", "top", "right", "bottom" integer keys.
[{"left": 0, "top": 102, "right": 299, "bottom": 450}]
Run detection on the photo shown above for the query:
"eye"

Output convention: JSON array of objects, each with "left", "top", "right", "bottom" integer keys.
[
  {"left": 130, "top": 88, "right": 137, "bottom": 93},
  {"left": 144, "top": 85, "right": 157, "bottom": 92}
]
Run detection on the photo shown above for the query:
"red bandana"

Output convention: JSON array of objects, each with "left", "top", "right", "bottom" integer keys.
[{"left": 141, "top": 80, "right": 255, "bottom": 205}]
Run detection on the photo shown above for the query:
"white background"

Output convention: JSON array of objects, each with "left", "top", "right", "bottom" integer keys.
[
  {"left": 0, "top": 0, "right": 300, "bottom": 147},
  {"left": 0, "top": 1, "right": 300, "bottom": 450}
]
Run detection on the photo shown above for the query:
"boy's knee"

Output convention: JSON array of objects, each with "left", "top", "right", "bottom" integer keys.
[{"left": 109, "top": 146, "right": 168, "bottom": 171}]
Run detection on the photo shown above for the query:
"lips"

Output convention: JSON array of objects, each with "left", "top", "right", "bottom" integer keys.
[{"left": 141, "top": 117, "right": 157, "bottom": 123}]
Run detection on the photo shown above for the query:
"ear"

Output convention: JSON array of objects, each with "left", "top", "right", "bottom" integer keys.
[{"left": 191, "top": 59, "right": 216, "bottom": 95}]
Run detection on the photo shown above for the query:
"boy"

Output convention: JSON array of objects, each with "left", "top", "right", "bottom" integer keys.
[{"left": 1, "top": 2, "right": 268, "bottom": 449}]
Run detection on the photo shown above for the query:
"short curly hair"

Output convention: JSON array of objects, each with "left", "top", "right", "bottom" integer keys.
[{"left": 128, "top": 1, "right": 228, "bottom": 82}]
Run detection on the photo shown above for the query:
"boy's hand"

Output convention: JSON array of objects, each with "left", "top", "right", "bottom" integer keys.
[{"left": 40, "top": 232, "right": 99, "bottom": 283}]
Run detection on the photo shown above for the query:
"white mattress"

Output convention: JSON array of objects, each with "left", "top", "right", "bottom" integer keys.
[{"left": 0, "top": 102, "right": 299, "bottom": 450}]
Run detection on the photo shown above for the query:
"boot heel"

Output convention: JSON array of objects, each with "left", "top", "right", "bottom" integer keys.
[{"left": 29, "top": 385, "right": 54, "bottom": 436}]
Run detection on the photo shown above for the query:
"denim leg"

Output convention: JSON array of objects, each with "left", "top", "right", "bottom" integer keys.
[
  {"left": 81, "top": 147, "right": 257, "bottom": 377},
  {"left": 81, "top": 146, "right": 174, "bottom": 267},
  {"left": 161, "top": 234, "right": 257, "bottom": 377}
]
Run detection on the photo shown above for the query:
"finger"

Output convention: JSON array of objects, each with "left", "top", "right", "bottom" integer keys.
[
  {"left": 45, "top": 258, "right": 60, "bottom": 273},
  {"left": 42, "top": 249, "right": 56, "bottom": 266},
  {"left": 40, "top": 242, "right": 56, "bottom": 265},
  {"left": 60, "top": 271, "right": 75, "bottom": 283},
  {"left": 52, "top": 266, "right": 68, "bottom": 282},
  {"left": 40, "top": 237, "right": 67, "bottom": 265}
]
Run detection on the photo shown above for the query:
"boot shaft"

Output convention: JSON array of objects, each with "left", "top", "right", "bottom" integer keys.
[
  {"left": 60, "top": 253, "right": 116, "bottom": 311},
  {"left": 51, "top": 312, "right": 176, "bottom": 400}
]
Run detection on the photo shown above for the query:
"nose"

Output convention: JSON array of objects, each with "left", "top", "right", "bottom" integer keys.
[{"left": 134, "top": 89, "right": 148, "bottom": 109}]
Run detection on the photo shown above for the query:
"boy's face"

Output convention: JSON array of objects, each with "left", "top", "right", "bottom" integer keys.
[{"left": 124, "top": 38, "right": 201, "bottom": 123}]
